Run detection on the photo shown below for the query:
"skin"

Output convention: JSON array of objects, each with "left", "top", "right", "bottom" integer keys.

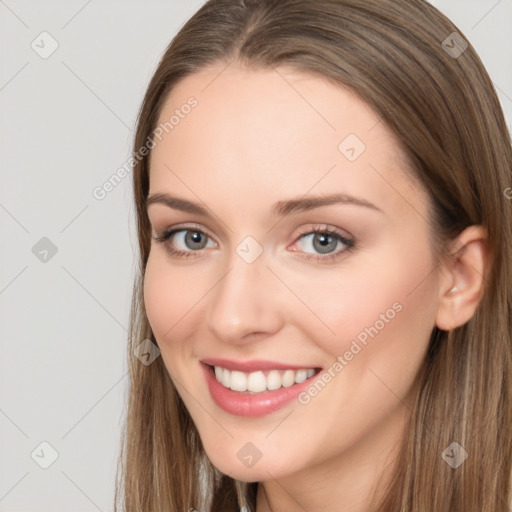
[{"left": 143, "top": 62, "right": 487, "bottom": 512}]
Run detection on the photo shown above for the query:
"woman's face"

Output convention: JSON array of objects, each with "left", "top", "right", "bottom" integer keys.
[{"left": 144, "top": 63, "right": 440, "bottom": 482}]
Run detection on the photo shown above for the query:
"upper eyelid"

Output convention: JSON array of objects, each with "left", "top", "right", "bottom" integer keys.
[
  {"left": 157, "top": 223, "right": 353, "bottom": 246},
  {"left": 159, "top": 223, "right": 217, "bottom": 242}
]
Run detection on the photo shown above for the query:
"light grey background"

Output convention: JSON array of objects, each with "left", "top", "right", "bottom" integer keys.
[{"left": 0, "top": 1, "right": 511, "bottom": 511}]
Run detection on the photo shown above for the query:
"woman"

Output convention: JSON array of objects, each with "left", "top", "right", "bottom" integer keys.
[{"left": 115, "top": 0, "right": 512, "bottom": 510}]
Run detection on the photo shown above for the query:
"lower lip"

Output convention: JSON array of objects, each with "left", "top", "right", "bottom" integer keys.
[{"left": 201, "top": 363, "right": 320, "bottom": 417}]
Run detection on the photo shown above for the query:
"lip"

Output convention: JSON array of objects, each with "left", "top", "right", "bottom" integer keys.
[
  {"left": 201, "top": 357, "right": 318, "bottom": 373},
  {"left": 201, "top": 361, "right": 321, "bottom": 417}
]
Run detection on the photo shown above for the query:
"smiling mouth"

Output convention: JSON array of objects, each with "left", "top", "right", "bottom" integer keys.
[{"left": 206, "top": 364, "right": 322, "bottom": 394}]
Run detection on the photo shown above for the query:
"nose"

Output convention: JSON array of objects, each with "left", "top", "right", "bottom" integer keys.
[{"left": 205, "top": 247, "right": 285, "bottom": 345}]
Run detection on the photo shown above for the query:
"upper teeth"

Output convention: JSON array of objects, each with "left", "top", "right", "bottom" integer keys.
[{"left": 214, "top": 366, "right": 316, "bottom": 393}]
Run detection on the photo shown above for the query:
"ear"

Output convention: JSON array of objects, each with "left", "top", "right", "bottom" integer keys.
[{"left": 435, "top": 225, "right": 489, "bottom": 331}]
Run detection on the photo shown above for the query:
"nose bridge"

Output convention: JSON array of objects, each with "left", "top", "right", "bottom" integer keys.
[{"left": 205, "top": 240, "right": 283, "bottom": 344}]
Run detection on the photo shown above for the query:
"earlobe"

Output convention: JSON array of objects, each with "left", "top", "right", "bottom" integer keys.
[{"left": 435, "top": 225, "right": 488, "bottom": 331}]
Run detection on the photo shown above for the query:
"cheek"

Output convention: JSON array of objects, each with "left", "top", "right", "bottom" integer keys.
[
  {"left": 296, "top": 239, "right": 437, "bottom": 365},
  {"left": 143, "top": 254, "right": 170, "bottom": 337},
  {"left": 281, "top": 247, "right": 436, "bottom": 461},
  {"left": 143, "top": 253, "right": 192, "bottom": 348},
  {"left": 143, "top": 251, "right": 213, "bottom": 364}
]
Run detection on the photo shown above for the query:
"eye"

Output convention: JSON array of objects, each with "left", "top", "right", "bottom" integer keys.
[
  {"left": 152, "top": 225, "right": 216, "bottom": 258},
  {"left": 152, "top": 224, "right": 355, "bottom": 263},
  {"left": 291, "top": 226, "right": 355, "bottom": 263}
]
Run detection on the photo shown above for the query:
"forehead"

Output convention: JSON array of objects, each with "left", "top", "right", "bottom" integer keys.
[{"left": 148, "top": 63, "right": 426, "bottom": 220}]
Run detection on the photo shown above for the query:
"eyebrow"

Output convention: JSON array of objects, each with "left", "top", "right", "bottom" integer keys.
[{"left": 146, "top": 192, "right": 382, "bottom": 217}]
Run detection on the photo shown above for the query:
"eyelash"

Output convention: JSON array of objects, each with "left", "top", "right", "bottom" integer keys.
[{"left": 152, "top": 224, "right": 355, "bottom": 264}]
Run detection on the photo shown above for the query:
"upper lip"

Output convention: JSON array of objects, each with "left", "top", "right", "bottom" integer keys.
[{"left": 201, "top": 357, "right": 321, "bottom": 373}]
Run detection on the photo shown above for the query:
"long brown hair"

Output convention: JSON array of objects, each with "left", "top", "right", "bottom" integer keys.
[{"left": 114, "top": 1, "right": 512, "bottom": 510}]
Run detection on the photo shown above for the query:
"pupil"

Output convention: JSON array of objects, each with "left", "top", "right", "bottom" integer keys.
[
  {"left": 187, "top": 230, "right": 207, "bottom": 250},
  {"left": 314, "top": 233, "right": 336, "bottom": 254}
]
